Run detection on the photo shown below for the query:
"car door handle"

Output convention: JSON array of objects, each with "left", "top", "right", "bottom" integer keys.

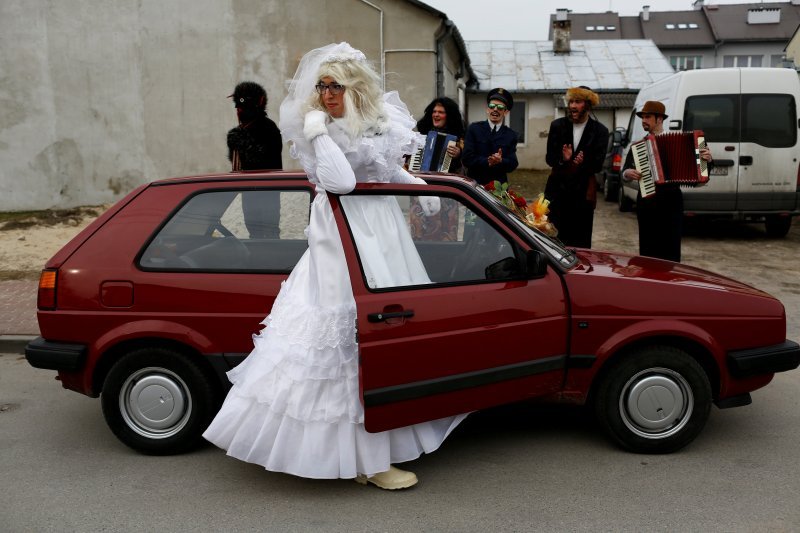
[
  {"left": 367, "top": 310, "right": 414, "bottom": 323},
  {"left": 739, "top": 155, "right": 753, "bottom": 166}
]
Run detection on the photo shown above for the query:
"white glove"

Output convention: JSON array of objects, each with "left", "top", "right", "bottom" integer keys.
[
  {"left": 303, "top": 109, "right": 329, "bottom": 142},
  {"left": 418, "top": 195, "right": 441, "bottom": 216}
]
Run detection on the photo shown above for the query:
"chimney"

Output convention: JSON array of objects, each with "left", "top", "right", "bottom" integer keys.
[
  {"left": 693, "top": 0, "right": 704, "bottom": 9},
  {"left": 556, "top": 8, "right": 569, "bottom": 21},
  {"left": 553, "top": 19, "right": 571, "bottom": 54},
  {"left": 642, "top": 5, "right": 650, "bottom": 22}
]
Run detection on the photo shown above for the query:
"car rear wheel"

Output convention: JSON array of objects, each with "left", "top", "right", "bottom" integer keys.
[
  {"left": 603, "top": 175, "right": 618, "bottom": 202},
  {"left": 594, "top": 346, "right": 711, "bottom": 454},
  {"left": 101, "top": 347, "right": 219, "bottom": 455}
]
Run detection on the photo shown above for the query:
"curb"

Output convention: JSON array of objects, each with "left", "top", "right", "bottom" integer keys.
[{"left": 0, "top": 335, "right": 37, "bottom": 355}]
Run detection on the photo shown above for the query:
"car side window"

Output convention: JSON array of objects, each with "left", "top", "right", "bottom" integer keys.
[
  {"left": 741, "top": 94, "right": 796, "bottom": 148},
  {"left": 684, "top": 95, "right": 738, "bottom": 143},
  {"left": 340, "top": 193, "right": 520, "bottom": 289},
  {"left": 139, "top": 189, "right": 311, "bottom": 272}
]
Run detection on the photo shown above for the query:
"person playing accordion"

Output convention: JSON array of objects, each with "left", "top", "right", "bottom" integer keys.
[{"left": 622, "top": 100, "right": 714, "bottom": 262}]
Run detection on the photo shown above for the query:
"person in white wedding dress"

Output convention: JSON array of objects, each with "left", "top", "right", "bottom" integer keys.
[{"left": 203, "top": 42, "right": 467, "bottom": 490}]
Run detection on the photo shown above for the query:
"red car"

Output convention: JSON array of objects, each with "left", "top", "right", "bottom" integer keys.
[{"left": 25, "top": 172, "right": 800, "bottom": 455}]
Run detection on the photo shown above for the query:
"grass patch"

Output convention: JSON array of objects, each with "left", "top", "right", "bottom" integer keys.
[
  {"left": 507, "top": 169, "right": 550, "bottom": 200},
  {"left": 0, "top": 206, "right": 105, "bottom": 231}
]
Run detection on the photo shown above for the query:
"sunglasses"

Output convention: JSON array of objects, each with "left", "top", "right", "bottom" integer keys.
[
  {"left": 315, "top": 82, "right": 346, "bottom": 95},
  {"left": 487, "top": 103, "right": 507, "bottom": 111}
]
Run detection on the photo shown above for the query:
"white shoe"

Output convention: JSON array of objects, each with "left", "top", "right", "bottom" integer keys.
[{"left": 355, "top": 466, "right": 418, "bottom": 490}]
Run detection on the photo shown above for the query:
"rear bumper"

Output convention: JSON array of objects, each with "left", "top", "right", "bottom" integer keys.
[
  {"left": 25, "top": 337, "right": 87, "bottom": 371},
  {"left": 727, "top": 340, "right": 800, "bottom": 378}
]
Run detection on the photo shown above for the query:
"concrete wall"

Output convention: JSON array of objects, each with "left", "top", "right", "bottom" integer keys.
[{"left": 0, "top": 0, "right": 462, "bottom": 211}]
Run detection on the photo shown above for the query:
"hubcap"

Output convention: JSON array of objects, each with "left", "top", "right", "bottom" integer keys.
[
  {"left": 119, "top": 367, "right": 192, "bottom": 439},
  {"left": 619, "top": 367, "right": 694, "bottom": 439}
]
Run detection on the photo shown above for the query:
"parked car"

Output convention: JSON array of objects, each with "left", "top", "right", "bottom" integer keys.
[
  {"left": 25, "top": 172, "right": 800, "bottom": 456},
  {"left": 597, "top": 127, "right": 627, "bottom": 202}
]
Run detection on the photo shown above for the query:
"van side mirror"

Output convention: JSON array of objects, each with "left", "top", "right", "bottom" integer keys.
[
  {"left": 612, "top": 130, "right": 623, "bottom": 146},
  {"left": 523, "top": 249, "right": 547, "bottom": 279},
  {"left": 668, "top": 119, "right": 682, "bottom": 130}
]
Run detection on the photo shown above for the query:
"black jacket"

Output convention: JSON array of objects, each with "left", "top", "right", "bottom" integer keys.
[
  {"left": 544, "top": 116, "right": 609, "bottom": 204},
  {"left": 462, "top": 121, "right": 519, "bottom": 185},
  {"left": 227, "top": 114, "right": 283, "bottom": 170}
]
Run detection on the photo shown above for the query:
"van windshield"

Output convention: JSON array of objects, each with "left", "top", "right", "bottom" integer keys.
[{"left": 685, "top": 94, "right": 797, "bottom": 148}]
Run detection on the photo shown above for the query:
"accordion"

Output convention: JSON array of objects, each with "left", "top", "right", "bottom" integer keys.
[
  {"left": 408, "top": 131, "right": 458, "bottom": 172},
  {"left": 631, "top": 130, "right": 709, "bottom": 198}
]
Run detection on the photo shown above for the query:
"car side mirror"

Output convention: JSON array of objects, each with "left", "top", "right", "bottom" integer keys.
[{"left": 523, "top": 249, "right": 547, "bottom": 279}]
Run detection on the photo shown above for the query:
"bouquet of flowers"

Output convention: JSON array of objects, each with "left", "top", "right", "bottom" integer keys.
[{"left": 483, "top": 181, "right": 558, "bottom": 237}]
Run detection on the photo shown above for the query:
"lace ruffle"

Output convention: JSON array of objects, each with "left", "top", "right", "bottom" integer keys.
[{"left": 260, "top": 280, "right": 356, "bottom": 350}]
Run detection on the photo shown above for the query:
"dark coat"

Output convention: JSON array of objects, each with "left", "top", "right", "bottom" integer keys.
[
  {"left": 227, "top": 114, "right": 283, "bottom": 170},
  {"left": 544, "top": 116, "right": 609, "bottom": 248},
  {"left": 462, "top": 121, "right": 519, "bottom": 185}
]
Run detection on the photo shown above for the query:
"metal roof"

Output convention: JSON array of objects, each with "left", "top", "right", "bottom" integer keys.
[{"left": 466, "top": 40, "right": 675, "bottom": 93}]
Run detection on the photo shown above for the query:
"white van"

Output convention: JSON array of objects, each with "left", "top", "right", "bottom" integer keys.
[{"left": 619, "top": 68, "right": 800, "bottom": 237}]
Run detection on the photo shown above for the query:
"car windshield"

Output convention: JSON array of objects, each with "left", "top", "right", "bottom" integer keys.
[{"left": 473, "top": 185, "right": 576, "bottom": 267}]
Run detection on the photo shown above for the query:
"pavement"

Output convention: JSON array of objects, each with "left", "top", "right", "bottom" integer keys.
[{"left": 0, "top": 279, "right": 39, "bottom": 353}]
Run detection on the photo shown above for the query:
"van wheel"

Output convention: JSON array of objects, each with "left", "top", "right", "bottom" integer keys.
[
  {"left": 101, "top": 347, "right": 219, "bottom": 455},
  {"left": 764, "top": 216, "right": 791, "bottom": 238},
  {"left": 594, "top": 345, "right": 711, "bottom": 454},
  {"left": 618, "top": 185, "right": 634, "bottom": 212}
]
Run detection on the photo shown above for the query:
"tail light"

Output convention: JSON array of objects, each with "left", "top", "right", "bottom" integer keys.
[
  {"left": 611, "top": 153, "right": 623, "bottom": 172},
  {"left": 37, "top": 269, "right": 58, "bottom": 310}
]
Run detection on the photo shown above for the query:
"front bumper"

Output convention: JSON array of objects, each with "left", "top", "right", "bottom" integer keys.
[
  {"left": 727, "top": 340, "right": 800, "bottom": 378},
  {"left": 25, "top": 337, "right": 87, "bottom": 371}
]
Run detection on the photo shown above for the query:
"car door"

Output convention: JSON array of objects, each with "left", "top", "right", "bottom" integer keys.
[{"left": 332, "top": 184, "right": 570, "bottom": 432}]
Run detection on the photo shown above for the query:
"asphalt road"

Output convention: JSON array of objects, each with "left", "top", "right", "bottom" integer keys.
[
  {"left": 2, "top": 350, "right": 799, "bottom": 532},
  {"left": 3, "top": 199, "right": 800, "bottom": 532}
]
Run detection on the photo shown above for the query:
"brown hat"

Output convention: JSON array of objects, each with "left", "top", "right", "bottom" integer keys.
[{"left": 636, "top": 100, "right": 668, "bottom": 118}]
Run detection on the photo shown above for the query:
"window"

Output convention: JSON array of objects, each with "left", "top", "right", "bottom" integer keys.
[
  {"left": 340, "top": 193, "right": 520, "bottom": 288},
  {"left": 723, "top": 55, "right": 763, "bottom": 67},
  {"left": 684, "top": 95, "right": 738, "bottom": 143},
  {"left": 586, "top": 26, "right": 595, "bottom": 31},
  {"left": 666, "top": 24, "right": 676, "bottom": 29},
  {"left": 670, "top": 56, "right": 702, "bottom": 71},
  {"left": 139, "top": 189, "right": 311, "bottom": 272},
  {"left": 684, "top": 93, "right": 797, "bottom": 148},
  {"left": 742, "top": 94, "right": 797, "bottom": 148},
  {"left": 509, "top": 101, "right": 526, "bottom": 143},
  {"left": 771, "top": 54, "right": 786, "bottom": 67}
]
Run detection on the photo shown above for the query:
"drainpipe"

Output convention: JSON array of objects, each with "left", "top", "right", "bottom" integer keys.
[
  {"left": 358, "top": 0, "right": 385, "bottom": 89},
  {"left": 435, "top": 19, "right": 455, "bottom": 97}
]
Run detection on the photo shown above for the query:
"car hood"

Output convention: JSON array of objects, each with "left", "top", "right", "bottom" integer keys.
[{"left": 563, "top": 249, "right": 784, "bottom": 318}]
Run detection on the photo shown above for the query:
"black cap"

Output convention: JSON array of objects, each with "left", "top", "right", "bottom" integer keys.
[
  {"left": 487, "top": 88, "right": 513, "bottom": 110},
  {"left": 228, "top": 81, "right": 267, "bottom": 109}
]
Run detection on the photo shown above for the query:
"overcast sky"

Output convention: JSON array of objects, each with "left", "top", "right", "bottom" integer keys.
[{"left": 422, "top": 0, "right": 765, "bottom": 41}]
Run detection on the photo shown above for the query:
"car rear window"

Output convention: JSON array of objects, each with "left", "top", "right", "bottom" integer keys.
[{"left": 139, "top": 189, "right": 311, "bottom": 272}]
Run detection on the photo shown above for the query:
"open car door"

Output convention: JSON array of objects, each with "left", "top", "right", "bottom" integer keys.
[{"left": 332, "top": 184, "right": 570, "bottom": 432}]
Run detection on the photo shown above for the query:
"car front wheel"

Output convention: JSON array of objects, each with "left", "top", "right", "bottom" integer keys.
[
  {"left": 594, "top": 346, "right": 712, "bottom": 454},
  {"left": 101, "top": 347, "right": 219, "bottom": 455}
]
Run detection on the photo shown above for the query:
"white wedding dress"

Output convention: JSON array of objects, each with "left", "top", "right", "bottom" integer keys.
[{"left": 203, "top": 91, "right": 466, "bottom": 479}]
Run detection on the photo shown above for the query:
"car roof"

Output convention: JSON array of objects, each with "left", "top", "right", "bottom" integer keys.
[{"left": 150, "top": 171, "right": 476, "bottom": 188}]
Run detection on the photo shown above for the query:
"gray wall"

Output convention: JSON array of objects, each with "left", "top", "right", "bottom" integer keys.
[{"left": 0, "top": 0, "right": 462, "bottom": 211}]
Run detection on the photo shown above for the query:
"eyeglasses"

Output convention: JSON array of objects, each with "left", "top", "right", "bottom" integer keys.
[
  {"left": 487, "top": 103, "right": 507, "bottom": 111},
  {"left": 315, "top": 83, "right": 346, "bottom": 95}
]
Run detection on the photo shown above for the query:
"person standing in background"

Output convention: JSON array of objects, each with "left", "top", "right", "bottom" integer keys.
[
  {"left": 544, "top": 86, "right": 609, "bottom": 249},
  {"left": 462, "top": 88, "right": 518, "bottom": 185},
  {"left": 621, "top": 100, "right": 713, "bottom": 262},
  {"left": 227, "top": 81, "right": 283, "bottom": 238}
]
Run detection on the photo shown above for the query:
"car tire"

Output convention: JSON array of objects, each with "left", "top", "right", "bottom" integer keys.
[
  {"left": 101, "top": 347, "right": 219, "bottom": 455},
  {"left": 604, "top": 177, "right": 618, "bottom": 202},
  {"left": 764, "top": 215, "right": 791, "bottom": 238},
  {"left": 618, "top": 185, "right": 634, "bottom": 212},
  {"left": 594, "top": 346, "right": 711, "bottom": 454}
]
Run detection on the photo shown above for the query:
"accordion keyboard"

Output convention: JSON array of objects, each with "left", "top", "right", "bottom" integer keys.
[{"left": 631, "top": 141, "right": 657, "bottom": 198}]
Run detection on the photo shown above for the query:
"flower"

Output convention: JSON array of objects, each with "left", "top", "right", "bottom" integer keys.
[{"left": 481, "top": 182, "right": 558, "bottom": 237}]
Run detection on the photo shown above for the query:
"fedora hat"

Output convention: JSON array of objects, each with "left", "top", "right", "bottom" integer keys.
[{"left": 636, "top": 100, "right": 668, "bottom": 118}]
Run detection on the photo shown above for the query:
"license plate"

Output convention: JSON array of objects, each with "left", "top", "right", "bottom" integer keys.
[{"left": 710, "top": 166, "right": 728, "bottom": 176}]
